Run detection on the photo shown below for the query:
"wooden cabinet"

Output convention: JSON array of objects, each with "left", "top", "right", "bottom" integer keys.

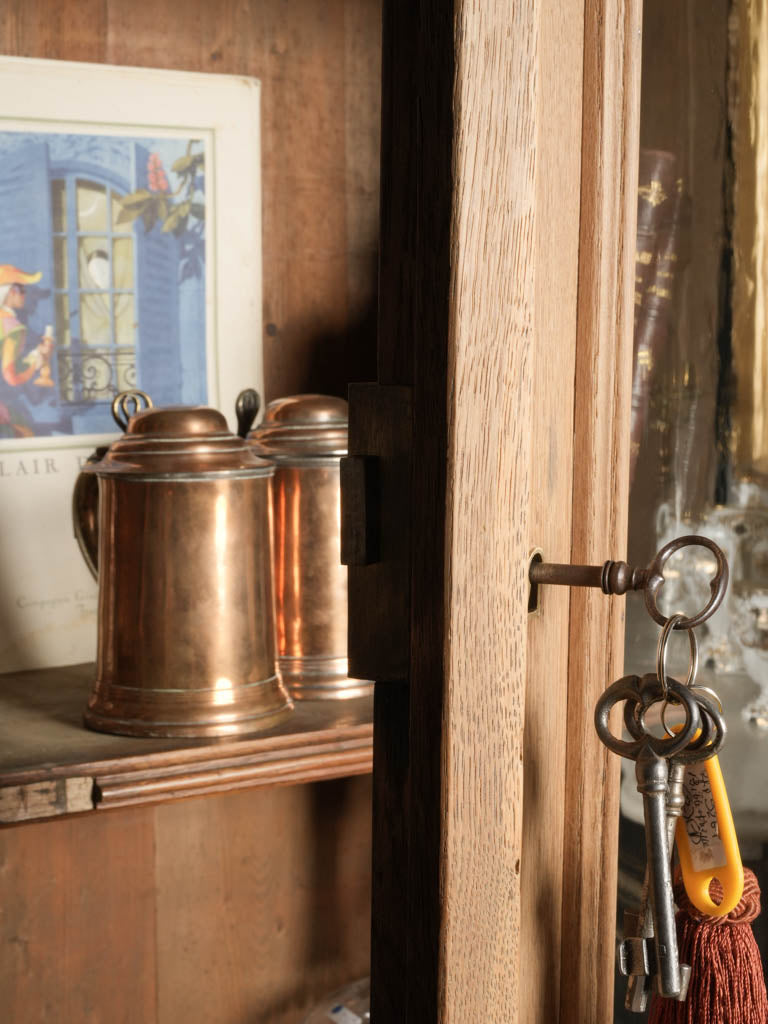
[
  {"left": 356, "top": 2, "right": 640, "bottom": 1022},
  {"left": 0, "top": 2, "right": 382, "bottom": 1021},
  {"left": 2, "top": 2, "right": 644, "bottom": 1022}
]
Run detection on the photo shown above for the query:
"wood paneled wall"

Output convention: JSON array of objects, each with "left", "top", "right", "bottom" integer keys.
[
  {"left": 1, "top": 0, "right": 382, "bottom": 402},
  {"left": 0, "top": 2, "right": 381, "bottom": 1020},
  {"left": 0, "top": 778, "right": 373, "bottom": 1024}
]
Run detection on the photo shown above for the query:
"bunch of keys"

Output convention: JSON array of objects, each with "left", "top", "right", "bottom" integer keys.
[{"left": 594, "top": 611, "right": 741, "bottom": 1012}]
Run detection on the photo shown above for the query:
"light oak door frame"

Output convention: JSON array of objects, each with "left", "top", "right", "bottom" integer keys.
[{"left": 346, "top": 0, "right": 642, "bottom": 1020}]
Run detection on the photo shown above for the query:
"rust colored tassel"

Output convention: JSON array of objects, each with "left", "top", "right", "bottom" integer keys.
[{"left": 649, "top": 867, "right": 768, "bottom": 1024}]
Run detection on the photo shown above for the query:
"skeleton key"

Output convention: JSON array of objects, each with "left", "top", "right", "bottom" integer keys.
[
  {"left": 595, "top": 673, "right": 701, "bottom": 999},
  {"left": 620, "top": 686, "right": 725, "bottom": 1009}
]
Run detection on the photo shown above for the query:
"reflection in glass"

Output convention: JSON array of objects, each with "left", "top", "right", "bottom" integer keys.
[{"left": 616, "top": 1, "right": 768, "bottom": 1017}]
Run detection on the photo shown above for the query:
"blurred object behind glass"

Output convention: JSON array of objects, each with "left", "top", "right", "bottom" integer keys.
[{"left": 617, "top": 0, "right": 768, "bottom": 1019}]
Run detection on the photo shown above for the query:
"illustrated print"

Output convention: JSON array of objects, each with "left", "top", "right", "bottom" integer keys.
[
  {"left": 0, "top": 265, "right": 53, "bottom": 437},
  {"left": 0, "top": 131, "right": 208, "bottom": 439}
]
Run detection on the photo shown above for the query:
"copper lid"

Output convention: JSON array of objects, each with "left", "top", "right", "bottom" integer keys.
[
  {"left": 248, "top": 394, "right": 348, "bottom": 459},
  {"left": 87, "top": 405, "right": 273, "bottom": 479}
]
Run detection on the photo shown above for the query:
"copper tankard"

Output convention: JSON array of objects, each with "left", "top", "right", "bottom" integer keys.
[
  {"left": 73, "top": 390, "right": 292, "bottom": 737},
  {"left": 246, "top": 393, "right": 373, "bottom": 699}
]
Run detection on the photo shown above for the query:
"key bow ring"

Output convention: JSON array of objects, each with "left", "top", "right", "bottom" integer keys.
[{"left": 594, "top": 673, "right": 701, "bottom": 759}]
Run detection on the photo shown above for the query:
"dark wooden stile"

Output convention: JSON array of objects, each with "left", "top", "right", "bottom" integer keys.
[{"left": 346, "top": 1, "right": 641, "bottom": 1021}]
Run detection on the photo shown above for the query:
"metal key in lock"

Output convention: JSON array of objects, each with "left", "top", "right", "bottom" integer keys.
[
  {"left": 595, "top": 673, "right": 701, "bottom": 999},
  {"left": 620, "top": 686, "right": 726, "bottom": 1010}
]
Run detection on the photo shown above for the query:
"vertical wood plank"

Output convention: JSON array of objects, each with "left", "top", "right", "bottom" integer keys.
[
  {"left": 153, "top": 778, "right": 372, "bottom": 1024},
  {"left": 0, "top": 808, "right": 157, "bottom": 1024},
  {"left": 0, "top": 1, "right": 108, "bottom": 61},
  {"left": 519, "top": 0, "right": 584, "bottom": 1020},
  {"left": 1, "top": 0, "right": 381, "bottom": 405},
  {"left": 369, "top": 1, "right": 455, "bottom": 1020},
  {"left": 440, "top": 4, "right": 537, "bottom": 1013},
  {"left": 369, "top": 1, "right": 635, "bottom": 1020},
  {"left": 559, "top": 0, "right": 641, "bottom": 1021},
  {"left": 441, "top": 0, "right": 587, "bottom": 1019}
]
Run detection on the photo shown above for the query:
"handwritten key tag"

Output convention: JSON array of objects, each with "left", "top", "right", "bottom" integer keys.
[{"left": 675, "top": 753, "right": 744, "bottom": 917}]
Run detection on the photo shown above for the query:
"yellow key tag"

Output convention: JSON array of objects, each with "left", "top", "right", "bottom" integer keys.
[{"left": 675, "top": 753, "right": 744, "bottom": 917}]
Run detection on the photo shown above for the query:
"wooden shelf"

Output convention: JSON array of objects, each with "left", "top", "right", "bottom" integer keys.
[{"left": 0, "top": 663, "right": 373, "bottom": 826}]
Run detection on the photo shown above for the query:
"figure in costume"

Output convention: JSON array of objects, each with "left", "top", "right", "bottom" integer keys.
[{"left": 0, "top": 265, "right": 55, "bottom": 438}]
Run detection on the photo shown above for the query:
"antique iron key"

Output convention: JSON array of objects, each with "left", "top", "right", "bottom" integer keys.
[
  {"left": 620, "top": 685, "right": 726, "bottom": 1010},
  {"left": 595, "top": 673, "right": 701, "bottom": 999}
]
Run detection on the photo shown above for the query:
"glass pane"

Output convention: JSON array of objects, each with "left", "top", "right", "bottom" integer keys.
[
  {"left": 616, "top": 2, "right": 768, "bottom": 1017},
  {"left": 76, "top": 180, "right": 107, "bottom": 233},
  {"left": 112, "top": 237, "right": 133, "bottom": 289},
  {"left": 114, "top": 293, "right": 135, "bottom": 345},
  {"left": 78, "top": 237, "right": 110, "bottom": 291},
  {"left": 111, "top": 190, "right": 127, "bottom": 233},
  {"left": 80, "top": 293, "right": 111, "bottom": 346},
  {"left": 55, "top": 294, "right": 70, "bottom": 347},
  {"left": 53, "top": 238, "right": 67, "bottom": 290},
  {"left": 51, "top": 180, "right": 67, "bottom": 233}
]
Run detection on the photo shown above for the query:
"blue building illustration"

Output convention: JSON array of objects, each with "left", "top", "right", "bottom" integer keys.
[{"left": 0, "top": 131, "right": 207, "bottom": 437}]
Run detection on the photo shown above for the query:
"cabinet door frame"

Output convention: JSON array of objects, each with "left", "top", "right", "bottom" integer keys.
[{"left": 349, "top": 1, "right": 642, "bottom": 1020}]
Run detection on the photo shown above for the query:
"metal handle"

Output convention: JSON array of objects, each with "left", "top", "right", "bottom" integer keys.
[
  {"left": 235, "top": 388, "right": 261, "bottom": 439},
  {"left": 111, "top": 389, "right": 153, "bottom": 431}
]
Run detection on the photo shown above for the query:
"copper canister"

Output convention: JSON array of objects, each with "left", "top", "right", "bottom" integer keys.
[
  {"left": 74, "top": 397, "right": 292, "bottom": 737},
  {"left": 247, "top": 394, "right": 372, "bottom": 699}
]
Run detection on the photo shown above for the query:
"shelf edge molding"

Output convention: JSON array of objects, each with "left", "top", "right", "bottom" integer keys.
[{"left": 1, "top": 732, "right": 373, "bottom": 826}]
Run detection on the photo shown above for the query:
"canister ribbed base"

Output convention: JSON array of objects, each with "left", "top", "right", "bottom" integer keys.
[
  {"left": 279, "top": 655, "right": 374, "bottom": 700},
  {"left": 83, "top": 675, "right": 293, "bottom": 738}
]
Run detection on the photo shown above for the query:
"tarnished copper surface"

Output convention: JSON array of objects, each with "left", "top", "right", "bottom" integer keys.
[
  {"left": 248, "top": 394, "right": 373, "bottom": 699},
  {"left": 75, "top": 397, "right": 292, "bottom": 737}
]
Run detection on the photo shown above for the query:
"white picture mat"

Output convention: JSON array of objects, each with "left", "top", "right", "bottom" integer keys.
[{"left": 0, "top": 56, "right": 263, "bottom": 671}]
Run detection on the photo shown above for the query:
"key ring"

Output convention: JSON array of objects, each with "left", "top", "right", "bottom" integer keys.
[
  {"left": 661, "top": 685, "right": 724, "bottom": 738},
  {"left": 644, "top": 535, "right": 729, "bottom": 630},
  {"left": 656, "top": 611, "right": 698, "bottom": 701}
]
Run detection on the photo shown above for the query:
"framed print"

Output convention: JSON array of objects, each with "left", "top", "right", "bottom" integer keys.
[{"left": 0, "top": 56, "right": 263, "bottom": 671}]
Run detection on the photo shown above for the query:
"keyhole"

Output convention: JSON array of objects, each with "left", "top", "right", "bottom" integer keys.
[{"left": 528, "top": 549, "right": 544, "bottom": 614}]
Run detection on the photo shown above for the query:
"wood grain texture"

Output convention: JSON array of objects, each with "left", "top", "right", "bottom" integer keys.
[
  {"left": 441, "top": 0, "right": 587, "bottom": 1019},
  {"left": 0, "top": 663, "right": 372, "bottom": 820},
  {"left": 0, "top": 807, "right": 157, "bottom": 1024},
  {"left": 368, "top": 1, "right": 637, "bottom": 1020},
  {"left": 559, "top": 0, "right": 641, "bottom": 1022},
  {"left": 440, "top": 1, "right": 538, "bottom": 1019},
  {"left": 519, "top": 0, "right": 584, "bottom": 1020},
  {"left": 0, "top": 776, "right": 93, "bottom": 824},
  {"left": 0, "top": 778, "right": 372, "bottom": 1024},
  {"left": 0, "top": 0, "right": 381, "bottom": 403},
  {"left": 153, "top": 777, "right": 372, "bottom": 1024},
  {"left": 0, "top": 7, "right": 379, "bottom": 1016}
]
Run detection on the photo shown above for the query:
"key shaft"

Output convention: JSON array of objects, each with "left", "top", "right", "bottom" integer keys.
[{"left": 636, "top": 746, "right": 682, "bottom": 999}]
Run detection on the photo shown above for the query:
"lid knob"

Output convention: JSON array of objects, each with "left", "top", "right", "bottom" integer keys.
[{"left": 112, "top": 389, "right": 153, "bottom": 430}]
